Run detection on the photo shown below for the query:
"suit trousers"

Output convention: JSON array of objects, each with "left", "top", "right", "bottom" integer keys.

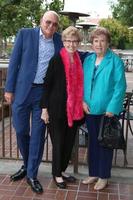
[
  {"left": 85, "top": 114, "right": 113, "bottom": 178},
  {"left": 49, "top": 117, "right": 78, "bottom": 177},
  {"left": 12, "top": 86, "right": 46, "bottom": 178}
]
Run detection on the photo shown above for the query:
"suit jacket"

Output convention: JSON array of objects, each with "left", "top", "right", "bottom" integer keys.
[
  {"left": 83, "top": 48, "right": 127, "bottom": 115},
  {"left": 5, "top": 27, "right": 63, "bottom": 104}
]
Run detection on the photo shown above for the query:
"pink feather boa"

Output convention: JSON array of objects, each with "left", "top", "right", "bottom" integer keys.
[{"left": 60, "top": 48, "right": 84, "bottom": 127}]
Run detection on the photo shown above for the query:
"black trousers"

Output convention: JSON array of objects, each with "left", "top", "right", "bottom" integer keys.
[{"left": 49, "top": 117, "right": 78, "bottom": 177}]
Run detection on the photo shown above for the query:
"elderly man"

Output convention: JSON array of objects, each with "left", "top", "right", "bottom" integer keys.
[{"left": 4, "top": 10, "right": 63, "bottom": 194}]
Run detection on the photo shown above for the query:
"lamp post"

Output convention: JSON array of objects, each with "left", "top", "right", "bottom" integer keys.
[
  {"left": 76, "top": 22, "right": 97, "bottom": 50},
  {"left": 60, "top": 0, "right": 90, "bottom": 26}
]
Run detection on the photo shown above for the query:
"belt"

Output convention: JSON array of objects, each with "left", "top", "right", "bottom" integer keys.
[{"left": 32, "top": 83, "right": 43, "bottom": 87}]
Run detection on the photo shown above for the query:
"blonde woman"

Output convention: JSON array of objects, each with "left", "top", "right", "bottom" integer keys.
[{"left": 41, "top": 26, "right": 85, "bottom": 189}]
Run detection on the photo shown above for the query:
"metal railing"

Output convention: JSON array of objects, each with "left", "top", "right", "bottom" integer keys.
[
  {"left": 73, "top": 91, "right": 133, "bottom": 172},
  {"left": 122, "top": 57, "right": 133, "bottom": 72},
  {"left": 0, "top": 86, "right": 52, "bottom": 162},
  {"left": 0, "top": 86, "right": 133, "bottom": 173}
]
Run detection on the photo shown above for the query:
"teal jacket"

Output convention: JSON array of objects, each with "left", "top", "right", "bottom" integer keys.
[{"left": 83, "top": 48, "right": 126, "bottom": 115}]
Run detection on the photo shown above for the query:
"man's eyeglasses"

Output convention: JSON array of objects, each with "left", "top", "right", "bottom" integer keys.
[
  {"left": 64, "top": 40, "right": 79, "bottom": 44},
  {"left": 45, "top": 20, "right": 58, "bottom": 28}
]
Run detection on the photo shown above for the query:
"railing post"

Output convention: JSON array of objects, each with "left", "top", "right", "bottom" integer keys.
[
  {"left": 73, "top": 128, "right": 79, "bottom": 173},
  {"left": 1, "top": 87, "right": 5, "bottom": 157}
]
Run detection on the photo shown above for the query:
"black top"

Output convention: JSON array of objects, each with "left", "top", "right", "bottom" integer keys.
[{"left": 40, "top": 54, "right": 67, "bottom": 119}]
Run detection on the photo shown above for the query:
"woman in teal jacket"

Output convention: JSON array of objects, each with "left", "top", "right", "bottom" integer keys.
[{"left": 82, "top": 27, "right": 126, "bottom": 190}]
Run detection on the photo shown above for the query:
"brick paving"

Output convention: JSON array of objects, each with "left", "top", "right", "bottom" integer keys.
[{"left": 0, "top": 173, "right": 133, "bottom": 200}]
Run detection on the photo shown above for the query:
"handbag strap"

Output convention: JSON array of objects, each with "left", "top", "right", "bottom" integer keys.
[{"left": 98, "top": 115, "right": 105, "bottom": 141}]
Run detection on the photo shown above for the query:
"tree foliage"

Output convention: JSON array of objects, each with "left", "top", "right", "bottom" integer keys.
[
  {"left": 110, "top": 0, "right": 133, "bottom": 26},
  {"left": 0, "top": 0, "right": 44, "bottom": 38},
  {"left": 0, "top": 0, "right": 71, "bottom": 56},
  {"left": 0, "top": 0, "right": 46, "bottom": 56},
  {"left": 100, "top": 18, "right": 129, "bottom": 49},
  {"left": 0, "top": 0, "right": 71, "bottom": 38},
  {"left": 47, "top": 0, "right": 63, "bottom": 12}
]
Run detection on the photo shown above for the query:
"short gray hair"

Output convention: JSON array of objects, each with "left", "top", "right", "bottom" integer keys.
[
  {"left": 90, "top": 27, "right": 111, "bottom": 43},
  {"left": 42, "top": 10, "right": 59, "bottom": 22}
]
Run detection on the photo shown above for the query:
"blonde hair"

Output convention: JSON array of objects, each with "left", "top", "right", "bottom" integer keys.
[
  {"left": 62, "top": 26, "right": 82, "bottom": 42},
  {"left": 90, "top": 27, "right": 111, "bottom": 43}
]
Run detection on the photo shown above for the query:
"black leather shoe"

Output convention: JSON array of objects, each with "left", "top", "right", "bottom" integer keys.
[
  {"left": 10, "top": 165, "right": 27, "bottom": 181},
  {"left": 53, "top": 177, "right": 66, "bottom": 189},
  {"left": 27, "top": 177, "right": 43, "bottom": 194},
  {"left": 62, "top": 175, "right": 76, "bottom": 183}
]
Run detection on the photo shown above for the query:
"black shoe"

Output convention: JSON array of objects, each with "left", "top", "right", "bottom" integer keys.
[
  {"left": 10, "top": 165, "right": 27, "bottom": 181},
  {"left": 53, "top": 177, "right": 66, "bottom": 189},
  {"left": 27, "top": 177, "right": 43, "bottom": 194},
  {"left": 62, "top": 175, "right": 76, "bottom": 183}
]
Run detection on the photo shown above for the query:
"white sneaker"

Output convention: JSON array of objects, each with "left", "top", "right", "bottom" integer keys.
[
  {"left": 94, "top": 178, "right": 108, "bottom": 190},
  {"left": 82, "top": 176, "right": 98, "bottom": 184}
]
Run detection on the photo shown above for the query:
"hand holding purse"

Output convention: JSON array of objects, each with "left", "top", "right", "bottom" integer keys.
[{"left": 98, "top": 115, "right": 126, "bottom": 150}]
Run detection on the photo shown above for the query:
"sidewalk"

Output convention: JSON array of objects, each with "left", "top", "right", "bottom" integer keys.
[{"left": 0, "top": 160, "right": 133, "bottom": 200}]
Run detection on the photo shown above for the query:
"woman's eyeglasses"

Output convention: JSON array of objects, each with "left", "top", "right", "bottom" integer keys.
[{"left": 64, "top": 40, "right": 79, "bottom": 44}]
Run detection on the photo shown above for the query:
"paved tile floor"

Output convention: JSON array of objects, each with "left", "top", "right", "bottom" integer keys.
[{"left": 0, "top": 172, "right": 133, "bottom": 200}]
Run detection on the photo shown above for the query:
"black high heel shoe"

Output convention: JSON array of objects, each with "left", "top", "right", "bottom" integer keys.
[
  {"left": 53, "top": 176, "right": 66, "bottom": 189},
  {"left": 62, "top": 175, "right": 76, "bottom": 183}
]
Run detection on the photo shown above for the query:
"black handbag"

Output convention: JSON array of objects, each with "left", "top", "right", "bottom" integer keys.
[{"left": 98, "top": 115, "right": 126, "bottom": 149}]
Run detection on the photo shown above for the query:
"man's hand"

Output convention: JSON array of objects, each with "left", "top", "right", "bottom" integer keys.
[{"left": 4, "top": 92, "right": 14, "bottom": 104}]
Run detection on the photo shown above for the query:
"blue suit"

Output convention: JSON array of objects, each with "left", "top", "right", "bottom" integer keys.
[{"left": 5, "top": 27, "right": 63, "bottom": 178}]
